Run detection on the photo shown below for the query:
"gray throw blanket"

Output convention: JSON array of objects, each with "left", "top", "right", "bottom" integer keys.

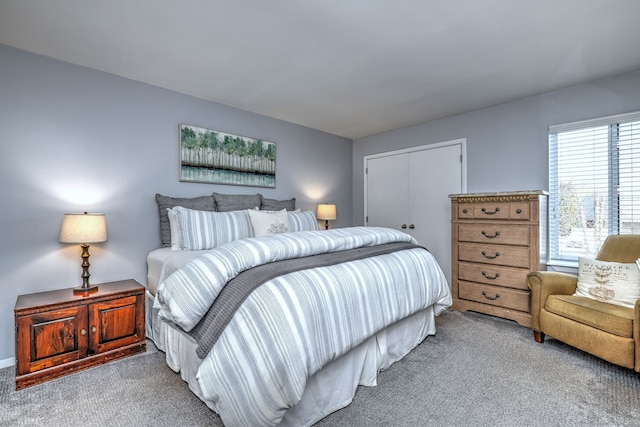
[{"left": 187, "top": 241, "right": 425, "bottom": 358}]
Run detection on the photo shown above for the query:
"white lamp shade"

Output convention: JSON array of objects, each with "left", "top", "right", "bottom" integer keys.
[
  {"left": 59, "top": 212, "right": 108, "bottom": 244},
  {"left": 316, "top": 204, "right": 337, "bottom": 221}
]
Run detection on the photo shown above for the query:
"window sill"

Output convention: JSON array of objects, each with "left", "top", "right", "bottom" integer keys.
[{"left": 546, "top": 259, "right": 578, "bottom": 274}]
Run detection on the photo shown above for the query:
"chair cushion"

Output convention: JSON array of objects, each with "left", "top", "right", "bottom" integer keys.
[{"left": 545, "top": 295, "right": 634, "bottom": 338}]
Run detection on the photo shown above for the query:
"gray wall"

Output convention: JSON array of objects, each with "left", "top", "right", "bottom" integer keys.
[
  {"left": 0, "top": 44, "right": 352, "bottom": 363},
  {"left": 352, "top": 70, "right": 640, "bottom": 225}
]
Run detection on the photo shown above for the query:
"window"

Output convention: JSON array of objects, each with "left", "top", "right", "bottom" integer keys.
[{"left": 549, "top": 111, "right": 640, "bottom": 264}]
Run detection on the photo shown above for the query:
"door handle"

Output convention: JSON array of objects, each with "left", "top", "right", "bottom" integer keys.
[
  {"left": 409, "top": 224, "right": 415, "bottom": 229},
  {"left": 401, "top": 224, "right": 407, "bottom": 229}
]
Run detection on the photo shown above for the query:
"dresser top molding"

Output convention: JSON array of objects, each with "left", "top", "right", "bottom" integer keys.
[{"left": 449, "top": 190, "right": 548, "bottom": 203}]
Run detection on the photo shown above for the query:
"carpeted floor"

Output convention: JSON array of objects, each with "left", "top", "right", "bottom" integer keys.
[{"left": 2, "top": 310, "right": 639, "bottom": 426}]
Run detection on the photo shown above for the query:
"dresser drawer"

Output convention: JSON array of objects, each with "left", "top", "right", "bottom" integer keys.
[
  {"left": 458, "top": 242, "right": 531, "bottom": 268},
  {"left": 457, "top": 223, "right": 530, "bottom": 246},
  {"left": 457, "top": 202, "right": 530, "bottom": 220},
  {"left": 457, "top": 261, "right": 529, "bottom": 290},
  {"left": 458, "top": 281, "right": 530, "bottom": 312}
]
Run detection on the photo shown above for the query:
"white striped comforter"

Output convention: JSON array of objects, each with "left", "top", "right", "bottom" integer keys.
[{"left": 156, "top": 227, "right": 452, "bottom": 426}]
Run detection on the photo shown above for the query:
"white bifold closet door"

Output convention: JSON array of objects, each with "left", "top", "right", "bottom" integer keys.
[{"left": 365, "top": 140, "right": 465, "bottom": 286}]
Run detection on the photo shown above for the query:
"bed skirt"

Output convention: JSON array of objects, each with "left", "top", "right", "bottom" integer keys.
[{"left": 145, "top": 290, "right": 437, "bottom": 426}]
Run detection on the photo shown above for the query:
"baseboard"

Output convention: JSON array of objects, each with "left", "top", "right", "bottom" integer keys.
[{"left": 0, "top": 357, "right": 15, "bottom": 369}]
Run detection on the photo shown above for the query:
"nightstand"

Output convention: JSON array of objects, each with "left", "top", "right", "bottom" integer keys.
[{"left": 14, "top": 279, "right": 146, "bottom": 390}]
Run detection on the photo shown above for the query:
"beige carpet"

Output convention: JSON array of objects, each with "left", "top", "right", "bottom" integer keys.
[{"left": 2, "top": 310, "right": 640, "bottom": 426}]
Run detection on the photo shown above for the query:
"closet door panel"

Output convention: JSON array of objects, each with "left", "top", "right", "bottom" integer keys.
[
  {"left": 366, "top": 154, "right": 409, "bottom": 230},
  {"left": 408, "top": 144, "right": 462, "bottom": 285}
]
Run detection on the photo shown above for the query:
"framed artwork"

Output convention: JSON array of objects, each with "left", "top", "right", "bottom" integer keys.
[{"left": 180, "top": 124, "right": 276, "bottom": 188}]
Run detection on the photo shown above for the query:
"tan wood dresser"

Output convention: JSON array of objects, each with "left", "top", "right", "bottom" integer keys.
[{"left": 450, "top": 191, "right": 548, "bottom": 327}]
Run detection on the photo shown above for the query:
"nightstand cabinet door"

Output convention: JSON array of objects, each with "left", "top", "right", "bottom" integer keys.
[
  {"left": 15, "top": 306, "right": 88, "bottom": 376},
  {"left": 89, "top": 294, "right": 145, "bottom": 354}
]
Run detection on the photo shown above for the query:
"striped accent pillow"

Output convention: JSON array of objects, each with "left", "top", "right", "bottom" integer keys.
[
  {"left": 288, "top": 210, "right": 319, "bottom": 232},
  {"left": 173, "top": 206, "right": 254, "bottom": 251}
]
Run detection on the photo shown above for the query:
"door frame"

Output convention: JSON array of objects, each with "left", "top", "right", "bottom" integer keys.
[{"left": 363, "top": 138, "right": 468, "bottom": 224}]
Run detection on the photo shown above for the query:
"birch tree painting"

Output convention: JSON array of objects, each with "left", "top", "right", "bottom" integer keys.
[{"left": 180, "top": 124, "right": 276, "bottom": 188}]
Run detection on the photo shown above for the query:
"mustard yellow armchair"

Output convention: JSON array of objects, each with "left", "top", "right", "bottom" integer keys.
[{"left": 527, "top": 235, "right": 640, "bottom": 371}]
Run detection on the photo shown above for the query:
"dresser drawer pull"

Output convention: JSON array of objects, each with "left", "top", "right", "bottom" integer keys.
[
  {"left": 482, "top": 291, "right": 500, "bottom": 301},
  {"left": 462, "top": 209, "right": 468, "bottom": 214},
  {"left": 481, "top": 230, "right": 500, "bottom": 238},
  {"left": 516, "top": 208, "right": 522, "bottom": 214},
  {"left": 481, "top": 207, "right": 500, "bottom": 215},
  {"left": 481, "top": 251, "right": 500, "bottom": 259},
  {"left": 481, "top": 271, "right": 500, "bottom": 280}
]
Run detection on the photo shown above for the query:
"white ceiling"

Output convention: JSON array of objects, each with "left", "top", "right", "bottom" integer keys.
[{"left": 1, "top": 0, "right": 639, "bottom": 139}]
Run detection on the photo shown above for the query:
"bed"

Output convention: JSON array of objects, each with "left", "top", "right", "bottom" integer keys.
[{"left": 146, "top": 193, "right": 452, "bottom": 426}]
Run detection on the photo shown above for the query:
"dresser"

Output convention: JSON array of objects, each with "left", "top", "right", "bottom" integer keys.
[
  {"left": 14, "top": 279, "right": 146, "bottom": 389},
  {"left": 450, "top": 191, "right": 548, "bottom": 327}
]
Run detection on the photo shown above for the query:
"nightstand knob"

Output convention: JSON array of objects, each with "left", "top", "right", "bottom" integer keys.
[
  {"left": 91, "top": 326, "right": 97, "bottom": 333},
  {"left": 80, "top": 329, "right": 87, "bottom": 336}
]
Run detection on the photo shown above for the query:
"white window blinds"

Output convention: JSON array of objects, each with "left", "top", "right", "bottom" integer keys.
[{"left": 549, "top": 111, "right": 640, "bottom": 263}]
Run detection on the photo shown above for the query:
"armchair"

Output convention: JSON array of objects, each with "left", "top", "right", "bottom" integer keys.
[{"left": 527, "top": 235, "right": 640, "bottom": 371}]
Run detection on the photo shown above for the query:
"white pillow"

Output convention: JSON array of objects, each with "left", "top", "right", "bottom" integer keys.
[
  {"left": 167, "top": 208, "right": 183, "bottom": 251},
  {"left": 247, "top": 208, "right": 290, "bottom": 237},
  {"left": 288, "top": 210, "right": 320, "bottom": 232},
  {"left": 574, "top": 257, "right": 640, "bottom": 308},
  {"left": 172, "top": 206, "right": 253, "bottom": 251}
]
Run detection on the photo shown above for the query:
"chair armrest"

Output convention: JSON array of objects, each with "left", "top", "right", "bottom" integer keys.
[{"left": 527, "top": 271, "right": 578, "bottom": 331}]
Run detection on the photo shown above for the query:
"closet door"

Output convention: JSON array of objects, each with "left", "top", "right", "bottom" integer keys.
[
  {"left": 366, "top": 153, "right": 409, "bottom": 229},
  {"left": 365, "top": 140, "right": 465, "bottom": 285},
  {"left": 408, "top": 143, "right": 463, "bottom": 284}
]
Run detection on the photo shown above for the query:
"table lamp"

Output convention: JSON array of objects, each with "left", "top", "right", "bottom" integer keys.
[
  {"left": 59, "top": 212, "right": 107, "bottom": 294},
  {"left": 316, "top": 203, "right": 337, "bottom": 230}
]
